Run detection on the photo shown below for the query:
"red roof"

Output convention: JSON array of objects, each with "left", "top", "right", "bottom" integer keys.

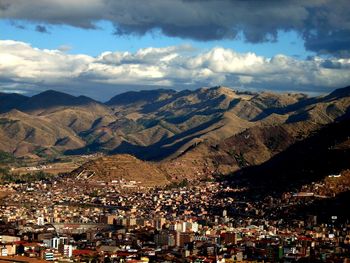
[
  {"left": 116, "top": 252, "right": 135, "bottom": 257},
  {"left": 298, "top": 236, "right": 313, "bottom": 241},
  {"left": 73, "top": 249, "right": 97, "bottom": 256}
]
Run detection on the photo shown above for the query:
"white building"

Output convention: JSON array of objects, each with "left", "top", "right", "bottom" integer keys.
[
  {"left": 63, "top": 245, "right": 73, "bottom": 258},
  {"left": 1, "top": 247, "right": 8, "bottom": 256},
  {"left": 37, "top": 216, "right": 45, "bottom": 226}
]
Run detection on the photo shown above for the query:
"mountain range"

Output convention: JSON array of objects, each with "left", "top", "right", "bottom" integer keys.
[{"left": 0, "top": 86, "right": 350, "bottom": 182}]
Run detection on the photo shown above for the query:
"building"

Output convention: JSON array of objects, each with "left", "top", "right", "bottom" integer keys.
[
  {"left": 44, "top": 251, "right": 54, "bottom": 261},
  {"left": 154, "top": 217, "right": 166, "bottom": 230},
  {"left": 0, "top": 235, "right": 20, "bottom": 243},
  {"left": 1, "top": 247, "right": 8, "bottom": 257},
  {"left": 63, "top": 245, "right": 73, "bottom": 258}
]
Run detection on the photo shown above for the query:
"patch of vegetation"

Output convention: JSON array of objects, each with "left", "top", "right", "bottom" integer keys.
[
  {"left": 165, "top": 178, "right": 189, "bottom": 189},
  {"left": 228, "top": 150, "right": 249, "bottom": 168},
  {"left": 234, "top": 152, "right": 249, "bottom": 168},
  {"left": 0, "top": 151, "right": 15, "bottom": 164},
  {"left": 81, "top": 132, "right": 97, "bottom": 145},
  {"left": 0, "top": 118, "right": 18, "bottom": 125},
  {"left": 0, "top": 170, "right": 51, "bottom": 184},
  {"left": 199, "top": 176, "right": 214, "bottom": 183},
  {"left": 33, "top": 147, "right": 50, "bottom": 158},
  {"left": 43, "top": 148, "right": 62, "bottom": 163},
  {"left": 0, "top": 167, "right": 10, "bottom": 177}
]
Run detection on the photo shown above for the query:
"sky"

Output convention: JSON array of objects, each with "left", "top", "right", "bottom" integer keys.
[{"left": 0, "top": 0, "right": 350, "bottom": 101}]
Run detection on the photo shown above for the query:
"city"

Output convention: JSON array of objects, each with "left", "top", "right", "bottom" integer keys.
[{"left": 1, "top": 168, "right": 349, "bottom": 262}]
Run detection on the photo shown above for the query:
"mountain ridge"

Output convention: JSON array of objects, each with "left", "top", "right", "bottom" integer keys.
[{"left": 0, "top": 86, "right": 349, "bottom": 176}]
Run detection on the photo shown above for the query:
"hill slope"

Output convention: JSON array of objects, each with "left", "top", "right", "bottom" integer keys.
[
  {"left": 70, "top": 154, "right": 169, "bottom": 187},
  {"left": 0, "top": 93, "right": 29, "bottom": 113},
  {"left": 225, "top": 118, "right": 350, "bottom": 198},
  {"left": 161, "top": 86, "right": 350, "bottom": 179},
  {"left": 0, "top": 86, "right": 349, "bottom": 167}
]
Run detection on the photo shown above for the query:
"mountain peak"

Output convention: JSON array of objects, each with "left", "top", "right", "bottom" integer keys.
[
  {"left": 38, "top": 89, "right": 68, "bottom": 95},
  {"left": 106, "top": 88, "right": 176, "bottom": 106},
  {"left": 19, "top": 90, "right": 99, "bottom": 112}
]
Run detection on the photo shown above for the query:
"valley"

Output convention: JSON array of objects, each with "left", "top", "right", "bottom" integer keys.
[{"left": 0, "top": 86, "right": 349, "bottom": 185}]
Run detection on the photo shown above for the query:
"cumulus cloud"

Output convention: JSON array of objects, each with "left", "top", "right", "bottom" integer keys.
[
  {"left": 1, "top": 0, "right": 350, "bottom": 56},
  {"left": 0, "top": 40, "right": 350, "bottom": 100}
]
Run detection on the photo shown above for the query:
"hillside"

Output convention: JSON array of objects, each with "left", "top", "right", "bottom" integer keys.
[
  {"left": 0, "top": 86, "right": 349, "bottom": 173},
  {"left": 0, "top": 93, "right": 29, "bottom": 113},
  {"left": 68, "top": 105, "right": 350, "bottom": 190},
  {"left": 223, "top": 118, "right": 350, "bottom": 198},
  {"left": 161, "top": 86, "right": 350, "bottom": 179},
  {"left": 0, "top": 109, "right": 85, "bottom": 156},
  {"left": 70, "top": 154, "right": 169, "bottom": 187},
  {"left": 205, "top": 117, "right": 350, "bottom": 223},
  {"left": 19, "top": 90, "right": 101, "bottom": 114}
]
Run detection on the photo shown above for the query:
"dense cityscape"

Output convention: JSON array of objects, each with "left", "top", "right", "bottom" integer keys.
[{"left": 1, "top": 170, "right": 350, "bottom": 263}]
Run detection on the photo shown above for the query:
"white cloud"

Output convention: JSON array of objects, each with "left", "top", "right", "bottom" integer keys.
[
  {"left": 0, "top": 40, "right": 350, "bottom": 99},
  {"left": 0, "top": 40, "right": 92, "bottom": 84}
]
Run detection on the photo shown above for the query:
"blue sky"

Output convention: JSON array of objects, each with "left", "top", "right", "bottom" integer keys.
[
  {"left": 0, "top": 0, "right": 349, "bottom": 100},
  {"left": 1, "top": 19, "right": 311, "bottom": 59}
]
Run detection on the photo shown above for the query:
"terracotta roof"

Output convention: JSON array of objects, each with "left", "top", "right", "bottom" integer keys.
[{"left": 72, "top": 249, "right": 97, "bottom": 256}]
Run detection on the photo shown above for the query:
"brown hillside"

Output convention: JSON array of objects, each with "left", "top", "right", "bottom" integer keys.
[
  {"left": 71, "top": 154, "right": 169, "bottom": 187},
  {"left": 0, "top": 86, "right": 349, "bottom": 166}
]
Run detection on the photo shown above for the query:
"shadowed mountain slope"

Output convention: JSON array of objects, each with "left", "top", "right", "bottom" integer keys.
[
  {"left": 0, "top": 93, "right": 29, "bottom": 113},
  {"left": 223, "top": 118, "right": 350, "bottom": 199},
  {"left": 0, "top": 86, "right": 349, "bottom": 168}
]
